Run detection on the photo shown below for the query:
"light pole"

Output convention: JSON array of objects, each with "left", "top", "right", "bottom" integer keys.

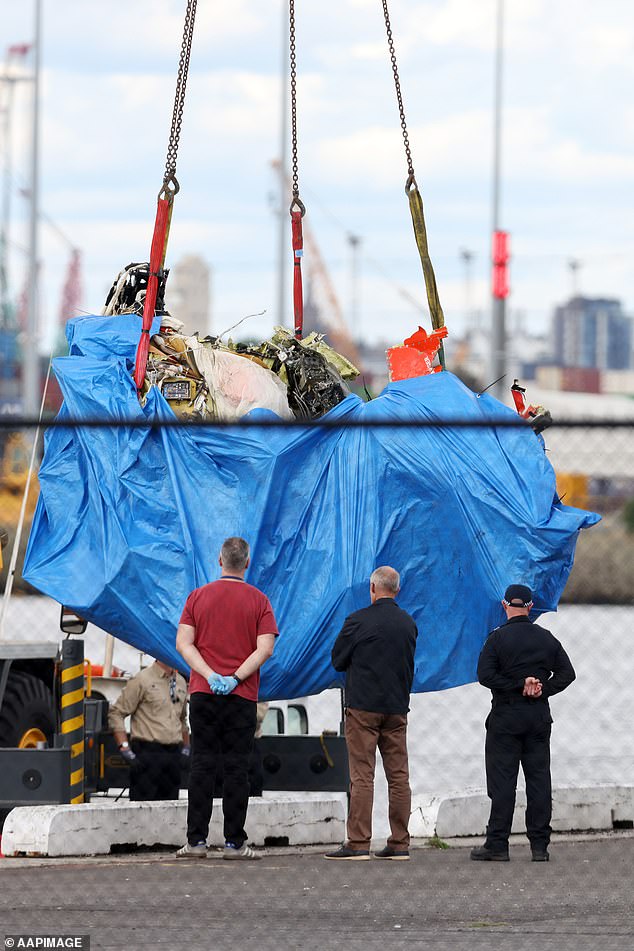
[
  {"left": 0, "top": 75, "right": 17, "bottom": 330},
  {"left": 490, "top": 0, "right": 508, "bottom": 401},
  {"left": 24, "top": 0, "right": 41, "bottom": 416},
  {"left": 568, "top": 259, "right": 581, "bottom": 298},
  {"left": 0, "top": 44, "right": 32, "bottom": 330},
  {"left": 460, "top": 247, "right": 475, "bottom": 331}
]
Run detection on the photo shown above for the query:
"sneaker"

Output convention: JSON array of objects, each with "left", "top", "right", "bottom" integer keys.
[
  {"left": 374, "top": 846, "right": 410, "bottom": 860},
  {"left": 324, "top": 846, "right": 370, "bottom": 861},
  {"left": 175, "top": 841, "right": 207, "bottom": 858},
  {"left": 470, "top": 846, "right": 510, "bottom": 862},
  {"left": 531, "top": 849, "right": 550, "bottom": 862},
  {"left": 223, "top": 842, "right": 262, "bottom": 861}
]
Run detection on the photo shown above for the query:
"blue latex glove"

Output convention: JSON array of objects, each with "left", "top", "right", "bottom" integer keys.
[
  {"left": 207, "top": 673, "right": 222, "bottom": 692},
  {"left": 209, "top": 675, "right": 239, "bottom": 696}
]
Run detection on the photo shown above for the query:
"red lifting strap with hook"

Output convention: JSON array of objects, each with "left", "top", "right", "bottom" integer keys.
[
  {"left": 133, "top": 196, "right": 172, "bottom": 392},
  {"left": 291, "top": 209, "right": 304, "bottom": 339}
]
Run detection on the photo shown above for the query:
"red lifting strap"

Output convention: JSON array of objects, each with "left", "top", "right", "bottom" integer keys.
[
  {"left": 134, "top": 196, "right": 172, "bottom": 392},
  {"left": 291, "top": 209, "right": 304, "bottom": 339}
]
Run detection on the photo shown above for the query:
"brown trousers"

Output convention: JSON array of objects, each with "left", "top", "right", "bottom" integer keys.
[{"left": 344, "top": 707, "right": 411, "bottom": 851}]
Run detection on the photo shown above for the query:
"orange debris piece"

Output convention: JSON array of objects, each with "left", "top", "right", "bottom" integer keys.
[{"left": 386, "top": 326, "right": 448, "bottom": 382}]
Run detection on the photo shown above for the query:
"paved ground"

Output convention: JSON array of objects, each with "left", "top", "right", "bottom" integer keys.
[{"left": 1, "top": 833, "right": 633, "bottom": 951}]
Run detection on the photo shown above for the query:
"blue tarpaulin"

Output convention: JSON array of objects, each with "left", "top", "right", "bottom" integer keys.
[{"left": 24, "top": 313, "right": 599, "bottom": 700}]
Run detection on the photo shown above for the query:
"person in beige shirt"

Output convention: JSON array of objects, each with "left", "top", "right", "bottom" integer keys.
[{"left": 108, "top": 659, "right": 189, "bottom": 801}]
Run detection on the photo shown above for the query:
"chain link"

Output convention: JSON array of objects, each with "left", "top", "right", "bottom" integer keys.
[
  {"left": 381, "top": 0, "right": 415, "bottom": 182},
  {"left": 289, "top": 0, "right": 301, "bottom": 204},
  {"left": 162, "top": 0, "right": 198, "bottom": 194}
]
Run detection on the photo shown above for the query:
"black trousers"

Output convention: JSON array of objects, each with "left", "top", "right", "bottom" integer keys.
[
  {"left": 129, "top": 741, "right": 182, "bottom": 801},
  {"left": 187, "top": 693, "right": 257, "bottom": 847},
  {"left": 484, "top": 702, "right": 552, "bottom": 853},
  {"left": 209, "top": 739, "right": 265, "bottom": 798}
]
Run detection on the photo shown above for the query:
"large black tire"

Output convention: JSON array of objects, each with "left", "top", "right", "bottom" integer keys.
[{"left": 0, "top": 670, "right": 56, "bottom": 748}]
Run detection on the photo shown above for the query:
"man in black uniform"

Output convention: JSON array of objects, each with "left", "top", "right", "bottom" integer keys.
[{"left": 471, "top": 584, "right": 575, "bottom": 863}]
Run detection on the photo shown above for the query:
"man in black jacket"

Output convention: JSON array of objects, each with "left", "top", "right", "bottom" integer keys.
[
  {"left": 471, "top": 583, "right": 576, "bottom": 863},
  {"left": 325, "top": 566, "right": 418, "bottom": 861}
]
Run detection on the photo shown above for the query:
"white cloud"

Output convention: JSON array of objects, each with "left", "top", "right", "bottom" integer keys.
[
  {"left": 2, "top": 0, "right": 632, "bottom": 348},
  {"left": 39, "top": 0, "right": 266, "bottom": 61},
  {"left": 350, "top": 42, "right": 387, "bottom": 62},
  {"left": 316, "top": 110, "right": 493, "bottom": 187},
  {"left": 502, "top": 107, "right": 634, "bottom": 182},
  {"left": 408, "top": 0, "right": 496, "bottom": 52}
]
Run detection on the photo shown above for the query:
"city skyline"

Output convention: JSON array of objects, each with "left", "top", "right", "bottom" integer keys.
[{"left": 1, "top": 0, "right": 632, "bottom": 354}]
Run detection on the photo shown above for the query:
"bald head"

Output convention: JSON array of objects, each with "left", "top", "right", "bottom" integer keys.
[{"left": 370, "top": 566, "right": 400, "bottom": 602}]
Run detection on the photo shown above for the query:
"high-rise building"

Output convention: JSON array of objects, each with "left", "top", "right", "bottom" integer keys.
[
  {"left": 552, "top": 297, "right": 632, "bottom": 370},
  {"left": 166, "top": 254, "right": 212, "bottom": 336}
]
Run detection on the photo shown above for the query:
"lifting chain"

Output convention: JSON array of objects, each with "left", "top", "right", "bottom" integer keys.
[
  {"left": 135, "top": 0, "right": 198, "bottom": 393},
  {"left": 381, "top": 0, "right": 415, "bottom": 189},
  {"left": 380, "top": 0, "right": 446, "bottom": 367},
  {"left": 289, "top": 0, "right": 305, "bottom": 215},
  {"left": 161, "top": 0, "right": 198, "bottom": 200}
]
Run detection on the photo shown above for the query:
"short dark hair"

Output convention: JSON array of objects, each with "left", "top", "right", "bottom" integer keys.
[{"left": 221, "top": 536, "right": 250, "bottom": 571}]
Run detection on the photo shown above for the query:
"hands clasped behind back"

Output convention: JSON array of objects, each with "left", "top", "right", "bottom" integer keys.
[
  {"left": 207, "top": 673, "right": 239, "bottom": 695},
  {"left": 523, "top": 676, "right": 543, "bottom": 698}
]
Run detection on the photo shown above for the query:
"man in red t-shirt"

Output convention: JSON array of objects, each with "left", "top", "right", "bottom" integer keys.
[{"left": 175, "top": 536, "right": 278, "bottom": 860}]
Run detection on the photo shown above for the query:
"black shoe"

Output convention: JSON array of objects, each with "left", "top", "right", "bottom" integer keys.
[
  {"left": 324, "top": 846, "right": 370, "bottom": 861},
  {"left": 374, "top": 846, "right": 410, "bottom": 861},
  {"left": 470, "top": 846, "right": 510, "bottom": 862},
  {"left": 531, "top": 849, "right": 549, "bottom": 862}
]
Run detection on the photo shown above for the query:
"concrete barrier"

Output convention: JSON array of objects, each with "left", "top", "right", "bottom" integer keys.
[
  {"left": 1, "top": 792, "right": 347, "bottom": 857},
  {"left": 5, "top": 785, "right": 631, "bottom": 856},
  {"left": 409, "top": 784, "right": 634, "bottom": 838}
]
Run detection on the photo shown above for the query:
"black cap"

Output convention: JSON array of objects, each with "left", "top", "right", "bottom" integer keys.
[{"left": 503, "top": 584, "right": 533, "bottom": 607}]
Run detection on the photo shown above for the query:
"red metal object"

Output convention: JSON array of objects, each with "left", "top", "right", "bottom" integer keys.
[
  {"left": 8, "top": 43, "right": 32, "bottom": 56},
  {"left": 492, "top": 229, "right": 510, "bottom": 300},
  {"left": 291, "top": 209, "right": 304, "bottom": 339},
  {"left": 510, "top": 380, "right": 527, "bottom": 415},
  {"left": 510, "top": 379, "right": 549, "bottom": 424},
  {"left": 133, "top": 197, "right": 171, "bottom": 392},
  {"left": 403, "top": 325, "right": 448, "bottom": 354}
]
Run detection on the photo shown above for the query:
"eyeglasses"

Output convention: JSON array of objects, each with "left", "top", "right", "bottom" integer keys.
[{"left": 169, "top": 676, "right": 178, "bottom": 704}]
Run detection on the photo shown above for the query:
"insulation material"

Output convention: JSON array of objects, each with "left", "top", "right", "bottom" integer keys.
[{"left": 186, "top": 343, "right": 292, "bottom": 421}]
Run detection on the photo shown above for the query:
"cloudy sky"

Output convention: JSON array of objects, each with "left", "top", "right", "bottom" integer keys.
[{"left": 2, "top": 0, "right": 633, "bottom": 352}]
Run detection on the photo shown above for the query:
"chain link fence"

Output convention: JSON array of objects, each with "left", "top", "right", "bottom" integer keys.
[
  {"left": 2, "top": 417, "right": 632, "bottom": 777},
  {"left": 1, "top": 418, "right": 633, "bottom": 950}
]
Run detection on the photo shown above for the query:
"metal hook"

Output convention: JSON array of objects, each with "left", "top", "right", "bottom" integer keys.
[
  {"left": 158, "top": 174, "right": 180, "bottom": 202},
  {"left": 405, "top": 173, "right": 417, "bottom": 194},
  {"left": 289, "top": 195, "right": 306, "bottom": 217}
]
